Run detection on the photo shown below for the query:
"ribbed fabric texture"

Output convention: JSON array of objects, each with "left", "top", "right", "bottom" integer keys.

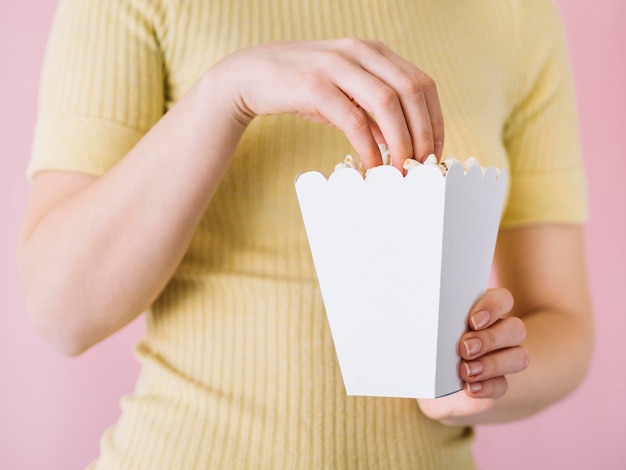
[{"left": 30, "top": 0, "right": 586, "bottom": 468}]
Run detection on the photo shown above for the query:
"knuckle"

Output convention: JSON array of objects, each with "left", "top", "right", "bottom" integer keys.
[
  {"left": 519, "top": 346, "right": 530, "bottom": 369},
  {"left": 482, "top": 329, "right": 498, "bottom": 351},
  {"left": 486, "top": 354, "right": 501, "bottom": 374},
  {"left": 495, "top": 376, "right": 508, "bottom": 397},
  {"left": 399, "top": 74, "right": 423, "bottom": 97},
  {"left": 345, "top": 107, "right": 369, "bottom": 131},
  {"left": 432, "top": 124, "right": 444, "bottom": 143},
  {"left": 366, "top": 38, "right": 387, "bottom": 52},
  {"left": 482, "top": 377, "right": 506, "bottom": 399},
  {"left": 506, "top": 316, "right": 527, "bottom": 343},
  {"left": 338, "top": 36, "right": 364, "bottom": 51},
  {"left": 502, "top": 288, "right": 515, "bottom": 311},
  {"left": 417, "top": 127, "right": 435, "bottom": 143},
  {"left": 374, "top": 84, "right": 398, "bottom": 107},
  {"left": 515, "top": 317, "right": 527, "bottom": 342},
  {"left": 484, "top": 288, "right": 514, "bottom": 320},
  {"left": 418, "top": 71, "right": 437, "bottom": 90},
  {"left": 314, "top": 50, "right": 343, "bottom": 72},
  {"left": 302, "top": 71, "right": 328, "bottom": 94},
  {"left": 304, "top": 77, "right": 325, "bottom": 96}
]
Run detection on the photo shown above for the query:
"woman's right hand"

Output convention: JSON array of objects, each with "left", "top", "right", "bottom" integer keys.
[{"left": 209, "top": 38, "right": 444, "bottom": 169}]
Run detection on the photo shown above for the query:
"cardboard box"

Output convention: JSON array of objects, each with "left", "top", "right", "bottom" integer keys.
[{"left": 295, "top": 163, "right": 508, "bottom": 398}]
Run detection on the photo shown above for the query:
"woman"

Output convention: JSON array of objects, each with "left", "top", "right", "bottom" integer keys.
[{"left": 18, "top": 0, "right": 593, "bottom": 468}]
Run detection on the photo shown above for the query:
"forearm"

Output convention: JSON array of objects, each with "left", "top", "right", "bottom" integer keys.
[
  {"left": 19, "top": 38, "right": 449, "bottom": 354},
  {"left": 417, "top": 226, "right": 594, "bottom": 427},
  {"left": 18, "top": 70, "right": 248, "bottom": 355},
  {"left": 471, "top": 226, "right": 595, "bottom": 424}
]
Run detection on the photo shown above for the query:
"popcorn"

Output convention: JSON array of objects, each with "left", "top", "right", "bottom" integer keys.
[
  {"left": 443, "top": 157, "right": 461, "bottom": 168},
  {"left": 438, "top": 157, "right": 460, "bottom": 175},
  {"left": 334, "top": 154, "right": 365, "bottom": 176},
  {"left": 463, "top": 156, "right": 479, "bottom": 170},
  {"left": 403, "top": 158, "right": 422, "bottom": 171},
  {"left": 337, "top": 150, "right": 488, "bottom": 178},
  {"left": 378, "top": 143, "right": 391, "bottom": 166}
]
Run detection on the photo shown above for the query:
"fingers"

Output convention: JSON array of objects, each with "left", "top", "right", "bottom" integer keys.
[
  {"left": 461, "top": 315, "right": 527, "bottom": 359},
  {"left": 467, "top": 287, "right": 515, "bottom": 331},
  {"left": 464, "top": 376, "right": 508, "bottom": 399},
  {"left": 362, "top": 40, "right": 444, "bottom": 163},
  {"left": 459, "top": 321, "right": 528, "bottom": 399},
  {"left": 233, "top": 38, "right": 444, "bottom": 169},
  {"left": 329, "top": 59, "right": 414, "bottom": 168},
  {"left": 460, "top": 346, "right": 529, "bottom": 384},
  {"left": 311, "top": 81, "right": 382, "bottom": 167},
  {"left": 320, "top": 38, "right": 444, "bottom": 169},
  {"left": 457, "top": 287, "right": 528, "bottom": 399}
]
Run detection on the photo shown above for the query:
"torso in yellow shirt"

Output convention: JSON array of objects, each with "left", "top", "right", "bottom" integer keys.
[{"left": 31, "top": 1, "right": 586, "bottom": 468}]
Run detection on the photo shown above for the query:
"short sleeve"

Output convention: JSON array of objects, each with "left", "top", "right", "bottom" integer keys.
[
  {"left": 501, "top": 0, "right": 587, "bottom": 227},
  {"left": 28, "top": 0, "right": 167, "bottom": 178}
]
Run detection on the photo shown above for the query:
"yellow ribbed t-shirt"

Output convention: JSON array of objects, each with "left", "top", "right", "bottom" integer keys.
[{"left": 30, "top": 0, "right": 586, "bottom": 468}]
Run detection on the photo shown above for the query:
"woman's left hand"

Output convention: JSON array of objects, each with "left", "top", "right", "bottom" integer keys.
[{"left": 418, "top": 287, "right": 529, "bottom": 426}]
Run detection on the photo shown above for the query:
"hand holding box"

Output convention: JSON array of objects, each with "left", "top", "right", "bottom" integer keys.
[{"left": 295, "top": 161, "right": 508, "bottom": 398}]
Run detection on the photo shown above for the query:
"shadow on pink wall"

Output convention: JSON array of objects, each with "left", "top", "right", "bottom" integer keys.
[{"left": 1, "top": 1, "right": 624, "bottom": 469}]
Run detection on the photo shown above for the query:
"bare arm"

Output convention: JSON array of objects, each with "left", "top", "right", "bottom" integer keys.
[
  {"left": 486, "top": 224, "right": 594, "bottom": 420},
  {"left": 419, "top": 224, "right": 594, "bottom": 425},
  {"left": 17, "top": 73, "right": 247, "bottom": 355},
  {"left": 17, "top": 39, "right": 444, "bottom": 355}
]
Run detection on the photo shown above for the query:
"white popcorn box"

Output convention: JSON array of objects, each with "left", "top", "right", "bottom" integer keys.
[{"left": 295, "top": 163, "right": 508, "bottom": 398}]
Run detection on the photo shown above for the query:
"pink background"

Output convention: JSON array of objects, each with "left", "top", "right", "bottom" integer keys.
[{"left": 1, "top": 1, "right": 625, "bottom": 468}]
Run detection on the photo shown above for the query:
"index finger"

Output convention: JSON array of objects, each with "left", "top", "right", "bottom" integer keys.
[
  {"left": 467, "top": 287, "right": 515, "bottom": 331},
  {"left": 363, "top": 40, "right": 445, "bottom": 163}
]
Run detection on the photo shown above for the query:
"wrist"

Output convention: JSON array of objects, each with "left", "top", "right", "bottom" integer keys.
[{"left": 199, "top": 58, "right": 256, "bottom": 129}]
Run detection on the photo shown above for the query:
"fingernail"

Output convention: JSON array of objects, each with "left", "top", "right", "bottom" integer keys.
[
  {"left": 471, "top": 310, "right": 490, "bottom": 330},
  {"left": 463, "top": 338, "right": 483, "bottom": 356},
  {"left": 467, "top": 381, "right": 482, "bottom": 393},
  {"left": 463, "top": 361, "right": 483, "bottom": 377}
]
